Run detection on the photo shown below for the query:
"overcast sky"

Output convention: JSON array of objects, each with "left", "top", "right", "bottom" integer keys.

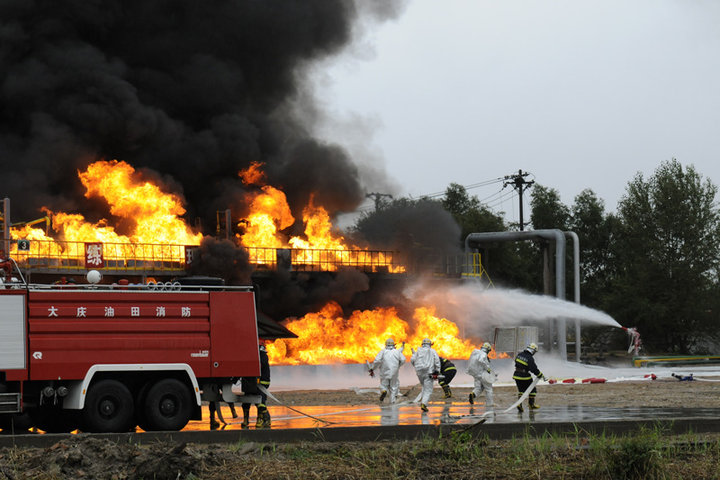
[{"left": 314, "top": 0, "right": 720, "bottom": 226}]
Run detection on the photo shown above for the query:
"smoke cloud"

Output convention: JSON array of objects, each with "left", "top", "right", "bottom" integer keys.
[
  {"left": 3, "top": 1, "right": 491, "bottom": 321},
  {"left": 0, "top": 0, "right": 404, "bottom": 227},
  {"left": 188, "top": 236, "right": 253, "bottom": 285}
]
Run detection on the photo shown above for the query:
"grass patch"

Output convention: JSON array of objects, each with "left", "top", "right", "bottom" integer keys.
[
  {"left": 203, "top": 430, "right": 720, "bottom": 480},
  {"left": 4, "top": 430, "right": 720, "bottom": 479}
]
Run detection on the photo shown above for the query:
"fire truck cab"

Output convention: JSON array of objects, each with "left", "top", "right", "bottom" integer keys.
[{"left": 0, "top": 260, "right": 264, "bottom": 434}]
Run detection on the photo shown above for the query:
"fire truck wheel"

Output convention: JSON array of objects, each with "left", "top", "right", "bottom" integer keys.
[
  {"left": 142, "top": 379, "right": 193, "bottom": 431},
  {"left": 82, "top": 380, "right": 135, "bottom": 433}
]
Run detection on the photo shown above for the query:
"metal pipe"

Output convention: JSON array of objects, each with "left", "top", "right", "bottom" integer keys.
[
  {"left": 465, "top": 229, "right": 567, "bottom": 360},
  {"left": 564, "top": 231, "right": 581, "bottom": 362},
  {"left": 465, "top": 229, "right": 566, "bottom": 298}
]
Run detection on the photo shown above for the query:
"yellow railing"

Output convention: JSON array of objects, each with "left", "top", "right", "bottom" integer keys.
[
  {"left": 9, "top": 239, "right": 485, "bottom": 277},
  {"left": 459, "top": 252, "right": 494, "bottom": 286},
  {"left": 9, "top": 239, "right": 406, "bottom": 274},
  {"left": 246, "top": 246, "right": 405, "bottom": 273},
  {"left": 10, "top": 239, "right": 189, "bottom": 272}
]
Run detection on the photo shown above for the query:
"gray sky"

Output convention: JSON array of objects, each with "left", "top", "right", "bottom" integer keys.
[{"left": 314, "top": 0, "right": 720, "bottom": 225}]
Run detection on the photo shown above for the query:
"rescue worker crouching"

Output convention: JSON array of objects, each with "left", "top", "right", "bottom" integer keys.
[
  {"left": 512, "top": 343, "right": 545, "bottom": 412},
  {"left": 240, "top": 342, "right": 272, "bottom": 428},
  {"left": 370, "top": 338, "right": 406, "bottom": 403},
  {"left": 438, "top": 356, "right": 456, "bottom": 398}
]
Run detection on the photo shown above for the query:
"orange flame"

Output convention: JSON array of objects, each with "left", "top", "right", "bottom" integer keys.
[
  {"left": 78, "top": 160, "right": 202, "bottom": 246},
  {"left": 238, "top": 161, "right": 267, "bottom": 186},
  {"left": 266, "top": 302, "right": 488, "bottom": 365},
  {"left": 239, "top": 186, "right": 295, "bottom": 251},
  {"left": 288, "top": 196, "right": 346, "bottom": 251},
  {"left": 406, "top": 306, "right": 478, "bottom": 359},
  {"left": 237, "top": 163, "right": 405, "bottom": 272},
  {"left": 10, "top": 160, "right": 201, "bottom": 263}
]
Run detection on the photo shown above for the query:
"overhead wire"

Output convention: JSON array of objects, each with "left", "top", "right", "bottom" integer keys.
[{"left": 353, "top": 175, "right": 531, "bottom": 222}]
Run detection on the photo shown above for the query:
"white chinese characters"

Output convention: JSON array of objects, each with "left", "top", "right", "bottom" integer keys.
[{"left": 45, "top": 305, "right": 192, "bottom": 318}]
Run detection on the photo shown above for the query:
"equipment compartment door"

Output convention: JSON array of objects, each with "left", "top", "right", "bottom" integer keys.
[
  {"left": 0, "top": 294, "right": 26, "bottom": 369},
  {"left": 209, "top": 291, "right": 260, "bottom": 377}
]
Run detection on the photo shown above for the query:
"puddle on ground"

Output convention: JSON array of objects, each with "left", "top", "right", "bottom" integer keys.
[{"left": 184, "top": 402, "right": 720, "bottom": 431}]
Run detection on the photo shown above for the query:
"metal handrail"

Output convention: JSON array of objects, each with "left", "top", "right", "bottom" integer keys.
[{"left": 8, "top": 238, "right": 488, "bottom": 277}]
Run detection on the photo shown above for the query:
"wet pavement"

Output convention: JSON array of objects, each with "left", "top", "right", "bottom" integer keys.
[
  {"left": 4, "top": 397, "right": 720, "bottom": 449},
  {"left": 183, "top": 362, "right": 720, "bottom": 432},
  {"left": 185, "top": 400, "right": 720, "bottom": 432}
]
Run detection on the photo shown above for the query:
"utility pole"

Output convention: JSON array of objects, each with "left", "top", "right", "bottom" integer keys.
[
  {"left": 503, "top": 170, "right": 534, "bottom": 231},
  {"left": 366, "top": 192, "right": 393, "bottom": 211}
]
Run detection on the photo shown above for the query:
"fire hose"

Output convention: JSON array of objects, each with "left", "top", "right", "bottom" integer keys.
[
  {"left": 498, "top": 376, "right": 541, "bottom": 414},
  {"left": 257, "top": 384, "right": 335, "bottom": 425}
]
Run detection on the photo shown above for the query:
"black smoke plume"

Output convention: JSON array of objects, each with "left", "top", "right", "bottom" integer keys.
[
  {"left": 1, "top": 1, "right": 470, "bottom": 321},
  {"left": 0, "top": 0, "right": 404, "bottom": 226},
  {"left": 188, "top": 237, "right": 253, "bottom": 285}
]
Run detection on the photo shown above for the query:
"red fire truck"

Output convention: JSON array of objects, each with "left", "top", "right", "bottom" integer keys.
[{"left": 0, "top": 258, "right": 266, "bottom": 434}]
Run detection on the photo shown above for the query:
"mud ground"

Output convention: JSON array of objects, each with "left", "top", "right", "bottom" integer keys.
[{"left": 0, "top": 379, "right": 717, "bottom": 480}]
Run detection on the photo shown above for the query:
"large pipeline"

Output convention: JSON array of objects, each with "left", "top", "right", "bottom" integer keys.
[{"left": 464, "top": 230, "right": 581, "bottom": 362}]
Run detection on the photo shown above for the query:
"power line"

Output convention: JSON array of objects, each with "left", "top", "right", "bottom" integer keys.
[
  {"left": 354, "top": 175, "right": 526, "bottom": 218},
  {"left": 421, "top": 177, "right": 505, "bottom": 199},
  {"left": 485, "top": 189, "right": 517, "bottom": 210}
]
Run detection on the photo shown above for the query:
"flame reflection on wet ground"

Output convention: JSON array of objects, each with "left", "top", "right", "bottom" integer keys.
[{"left": 182, "top": 402, "right": 720, "bottom": 432}]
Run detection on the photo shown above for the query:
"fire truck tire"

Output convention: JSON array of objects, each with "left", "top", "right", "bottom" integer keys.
[
  {"left": 142, "top": 379, "right": 193, "bottom": 431},
  {"left": 82, "top": 380, "right": 135, "bottom": 433}
]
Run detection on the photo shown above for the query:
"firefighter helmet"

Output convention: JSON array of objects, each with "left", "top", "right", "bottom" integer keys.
[
  {"left": 526, "top": 343, "right": 538, "bottom": 354},
  {"left": 422, "top": 338, "right": 433, "bottom": 347},
  {"left": 481, "top": 342, "right": 492, "bottom": 352},
  {"left": 385, "top": 338, "right": 395, "bottom": 347}
]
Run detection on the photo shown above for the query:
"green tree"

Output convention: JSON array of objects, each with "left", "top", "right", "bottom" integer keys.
[
  {"left": 570, "top": 189, "right": 617, "bottom": 308},
  {"left": 608, "top": 159, "right": 720, "bottom": 353},
  {"left": 530, "top": 185, "right": 571, "bottom": 231},
  {"left": 440, "top": 183, "right": 539, "bottom": 290},
  {"left": 442, "top": 183, "right": 506, "bottom": 245},
  {"left": 520, "top": 185, "right": 572, "bottom": 294},
  {"left": 442, "top": 183, "right": 481, "bottom": 218}
]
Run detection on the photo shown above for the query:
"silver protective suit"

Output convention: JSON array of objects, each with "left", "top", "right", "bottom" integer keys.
[
  {"left": 411, "top": 344, "right": 441, "bottom": 406},
  {"left": 466, "top": 348, "right": 496, "bottom": 407},
  {"left": 372, "top": 345, "right": 406, "bottom": 403}
]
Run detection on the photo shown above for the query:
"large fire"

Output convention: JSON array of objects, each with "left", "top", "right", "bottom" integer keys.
[
  {"left": 10, "top": 160, "right": 202, "bottom": 263},
  {"left": 237, "top": 162, "right": 404, "bottom": 272},
  {"left": 266, "top": 302, "right": 502, "bottom": 365},
  {"left": 10, "top": 159, "right": 402, "bottom": 273},
  {"left": 7, "top": 159, "right": 485, "bottom": 366}
]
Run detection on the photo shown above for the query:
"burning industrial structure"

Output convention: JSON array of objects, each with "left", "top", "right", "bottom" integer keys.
[
  {"left": 4, "top": 155, "right": 486, "bottom": 364},
  {"left": 1, "top": 1, "right": 493, "bottom": 366}
]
